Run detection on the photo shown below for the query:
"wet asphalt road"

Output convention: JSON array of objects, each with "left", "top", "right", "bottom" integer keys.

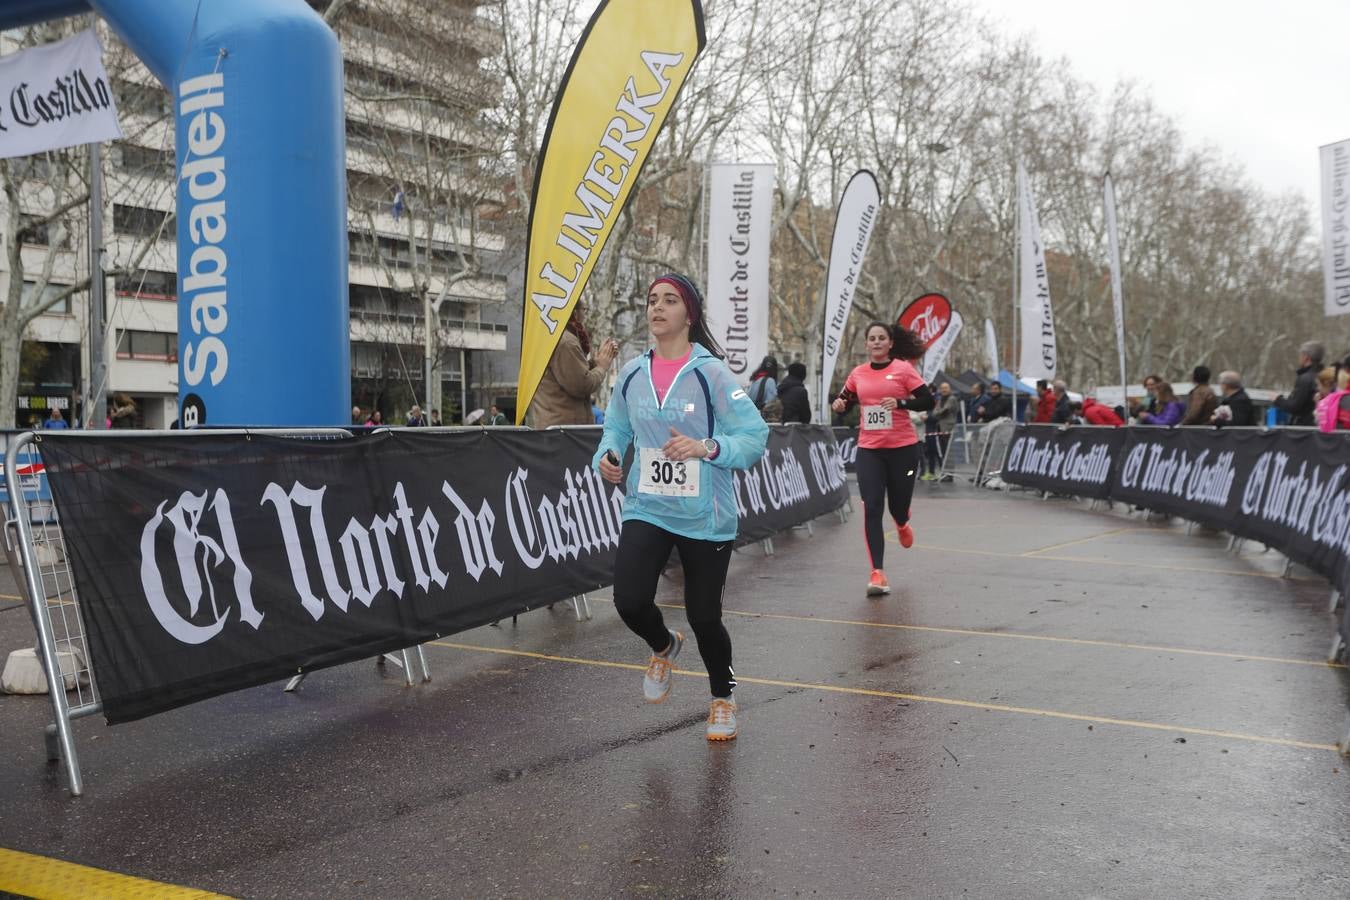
[{"left": 0, "top": 481, "right": 1347, "bottom": 898}]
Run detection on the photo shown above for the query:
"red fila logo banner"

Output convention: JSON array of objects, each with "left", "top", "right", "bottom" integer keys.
[{"left": 897, "top": 293, "right": 952, "bottom": 351}]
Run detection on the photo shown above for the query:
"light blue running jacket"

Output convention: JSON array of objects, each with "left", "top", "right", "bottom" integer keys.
[{"left": 593, "top": 344, "right": 769, "bottom": 542}]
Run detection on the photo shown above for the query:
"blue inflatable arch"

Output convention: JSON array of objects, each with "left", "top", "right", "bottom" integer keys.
[{"left": 2, "top": 0, "right": 349, "bottom": 426}]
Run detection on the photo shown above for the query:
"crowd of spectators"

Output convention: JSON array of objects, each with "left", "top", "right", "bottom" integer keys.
[{"left": 931, "top": 339, "right": 1350, "bottom": 433}]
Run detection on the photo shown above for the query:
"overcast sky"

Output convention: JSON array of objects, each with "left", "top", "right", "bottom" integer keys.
[{"left": 975, "top": 0, "right": 1350, "bottom": 211}]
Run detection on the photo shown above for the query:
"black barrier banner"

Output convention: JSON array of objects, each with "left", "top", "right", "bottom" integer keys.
[
  {"left": 832, "top": 426, "right": 858, "bottom": 472},
  {"left": 735, "top": 425, "right": 849, "bottom": 543},
  {"left": 1002, "top": 424, "right": 1350, "bottom": 606},
  {"left": 1002, "top": 424, "right": 1123, "bottom": 499},
  {"left": 36, "top": 425, "right": 846, "bottom": 723}
]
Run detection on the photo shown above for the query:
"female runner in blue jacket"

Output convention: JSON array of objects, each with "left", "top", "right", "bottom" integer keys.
[{"left": 594, "top": 273, "right": 768, "bottom": 741}]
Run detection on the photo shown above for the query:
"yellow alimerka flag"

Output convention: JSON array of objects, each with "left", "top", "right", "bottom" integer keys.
[{"left": 515, "top": 0, "right": 706, "bottom": 424}]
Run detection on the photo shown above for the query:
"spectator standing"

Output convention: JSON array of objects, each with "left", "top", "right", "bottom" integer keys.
[
  {"left": 1031, "top": 379, "right": 1055, "bottom": 423},
  {"left": 1273, "top": 340, "right": 1323, "bottom": 426},
  {"left": 430, "top": 409, "right": 442, "bottom": 426},
  {"left": 1081, "top": 397, "right": 1124, "bottom": 426},
  {"left": 977, "top": 382, "right": 1011, "bottom": 421},
  {"left": 352, "top": 405, "right": 363, "bottom": 425},
  {"left": 1050, "top": 380, "right": 1073, "bottom": 424},
  {"left": 406, "top": 405, "right": 427, "bottom": 427},
  {"left": 365, "top": 410, "right": 384, "bottom": 426},
  {"left": 777, "top": 362, "right": 811, "bottom": 424},
  {"left": 532, "top": 300, "right": 619, "bottom": 428},
  {"left": 1138, "top": 383, "right": 1185, "bottom": 426},
  {"left": 109, "top": 393, "right": 137, "bottom": 429},
  {"left": 1141, "top": 374, "right": 1162, "bottom": 416},
  {"left": 964, "top": 382, "right": 988, "bottom": 420},
  {"left": 1315, "top": 365, "right": 1350, "bottom": 431},
  {"left": 1211, "top": 371, "right": 1254, "bottom": 426},
  {"left": 1180, "top": 366, "right": 1219, "bottom": 426},
  {"left": 485, "top": 404, "right": 508, "bottom": 426},
  {"left": 922, "top": 382, "right": 959, "bottom": 479},
  {"left": 43, "top": 408, "right": 69, "bottom": 430},
  {"left": 748, "top": 355, "right": 782, "bottom": 422}
]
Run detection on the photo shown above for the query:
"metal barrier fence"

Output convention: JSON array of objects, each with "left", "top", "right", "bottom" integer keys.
[{"left": 940, "top": 418, "right": 1016, "bottom": 486}]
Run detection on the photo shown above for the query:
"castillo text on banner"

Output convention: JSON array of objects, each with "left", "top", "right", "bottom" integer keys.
[
  {"left": 1017, "top": 161, "right": 1056, "bottom": 379},
  {"left": 516, "top": 0, "right": 706, "bottom": 422},
  {"left": 0, "top": 29, "right": 122, "bottom": 160},
  {"left": 818, "top": 170, "right": 881, "bottom": 419},
  {"left": 707, "top": 162, "right": 775, "bottom": 381},
  {"left": 1320, "top": 139, "right": 1350, "bottom": 317},
  {"left": 1103, "top": 173, "right": 1129, "bottom": 387},
  {"left": 921, "top": 310, "right": 963, "bottom": 383}
]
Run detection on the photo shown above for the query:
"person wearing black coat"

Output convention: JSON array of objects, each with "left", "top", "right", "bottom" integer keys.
[
  {"left": 777, "top": 362, "right": 811, "bottom": 424},
  {"left": 1273, "top": 341, "right": 1323, "bottom": 426},
  {"left": 1212, "top": 371, "right": 1255, "bottom": 427},
  {"left": 976, "top": 383, "right": 1012, "bottom": 421}
]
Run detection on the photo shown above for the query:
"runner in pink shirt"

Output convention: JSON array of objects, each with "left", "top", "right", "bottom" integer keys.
[{"left": 831, "top": 322, "right": 934, "bottom": 596}]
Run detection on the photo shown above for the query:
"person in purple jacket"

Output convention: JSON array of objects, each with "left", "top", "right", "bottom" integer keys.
[{"left": 1137, "top": 382, "right": 1186, "bottom": 426}]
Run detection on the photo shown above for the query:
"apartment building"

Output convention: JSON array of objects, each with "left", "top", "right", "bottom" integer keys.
[{"left": 1, "top": 0, "right": 509, "bottom": 428}]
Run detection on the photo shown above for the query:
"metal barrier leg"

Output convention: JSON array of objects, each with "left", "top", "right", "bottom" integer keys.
[
  {"left": 1281, "top": 556, "right": 1294, "bottom": 578},
  {"left": 762, "top": 537, "right": 774, "bottom": 557},
  {"left": 399, "top": 649, "right": 415, "bottom": 686},
  {"left": 571, "top": 594, "right": 592, "bottom": 621},
  {"left": 1331, "top": 590, "right": 1344, "bottom": 614},
  {"left": 6, "top": 517, "right": 84, "bottom": 795},
  {"left": 1339, "top": 712, "right": 1350, "bottom": 757},
  {"left": 416, "top": 645, "right": 432, "bottom": 682},
  {"left": 284, "top": 672, "right": 307, "bottom": 693},
  {"left": 1329, "top": 632, "right": 1346, "bottom": 665}
]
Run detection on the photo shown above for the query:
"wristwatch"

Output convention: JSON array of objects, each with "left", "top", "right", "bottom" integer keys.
[{"left": 702, "top": 438, "right": 719, "bottom": 459}]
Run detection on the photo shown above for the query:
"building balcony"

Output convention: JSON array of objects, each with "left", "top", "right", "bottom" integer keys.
[{"left": 348, "top": 308, "right": 508, "bottom": 351}]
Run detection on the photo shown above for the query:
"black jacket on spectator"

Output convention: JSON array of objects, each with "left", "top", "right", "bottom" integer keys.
[
  {"left": 1274, "top": 365, "right": 1318, "bottom": 426},
  {"left": 1052, "top": 392, "right": 1073, "bottom": 424},
  {"left": 979, "top": 394, "right": 1012, "bottom": 421},
  {"left": 1218, "top": 388, "right": 1255, "bottom": 427},
  {"left": 776, "top": 373, "right": 811, "bottom": 424}
]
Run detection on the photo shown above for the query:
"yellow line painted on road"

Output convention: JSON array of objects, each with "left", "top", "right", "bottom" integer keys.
[
  {"left": 886, "top": 535, "right": 1320, "bottom": 582},
  {"left": 581, "top": 598, "right": 1343, "bottom": 670},
  {"left": 428, "top": 641, "right": 1341, "bottom": 753},
  {"left": 0, "top": 847, "right": 228, "bottom": 899},
  {"left": 1020, "top": 527, "right": 1137, "bottom": 556}
]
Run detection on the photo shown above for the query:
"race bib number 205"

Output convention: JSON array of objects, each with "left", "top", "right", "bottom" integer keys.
[
  {"left": 862, "top": 405, "right": 892, "bottom": 431},
  {"left": 638, "top": 447, "right": 701, "bottom": 497}
]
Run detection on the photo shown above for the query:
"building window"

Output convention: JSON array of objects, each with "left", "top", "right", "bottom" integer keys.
[
  {"left": 117, "top": 143, "right": 174, "bottom": 177},
  {"left": 117, "top": 81, "right": 171, "bottom": 119},
  {"left": 113, "top": 204, "right": 174, "bottom": 241},
  {"left": 20, "top": 281, "right": 71, "bottom": 315},
  {"left": 18, "top": 214, "right": 70, "bottom": 248},
  {"left": 115, "top": 270, "right": 176, "bottom": 300},
  {"left": 115, "top": 329, "right": 177, "bottom": 362}
]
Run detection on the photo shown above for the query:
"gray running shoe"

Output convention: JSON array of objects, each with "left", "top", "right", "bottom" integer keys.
[
  {"left": 643, "top": 629, "right": 683, "bottom": 703},
  {"left": 706, "top": 697, "right": 738, "bottom": 741}
]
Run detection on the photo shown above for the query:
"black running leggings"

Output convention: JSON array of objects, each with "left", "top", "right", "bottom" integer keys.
[
  {"left": 612, "top": 519, "right": 736, "bottom": 698},
  {"left": 855, "top": 443, "right": 920, "bottom": 569}
]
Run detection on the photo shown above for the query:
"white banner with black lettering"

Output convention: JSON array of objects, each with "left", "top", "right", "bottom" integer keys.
[
  {"left": 922, "top": 310, "right": 964, "bottom": 383},
  {"left": 1017, "top": 161, "right": 1056, "bottom": 380},
  {"left": 1103, "top": 173, "right": 1129, "bottom": 384},
  {"left": 706, "top": 162, "right": 774, "bottom": 381},
  {"left": 0, "top": 30, "right": 122, "bottom": 159},
  {"left": 819, "top": 170, "right": 880, "bottom": 421},
  {"left": 1320, "top": 139, "right": 1350, "bottom": 317}
]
